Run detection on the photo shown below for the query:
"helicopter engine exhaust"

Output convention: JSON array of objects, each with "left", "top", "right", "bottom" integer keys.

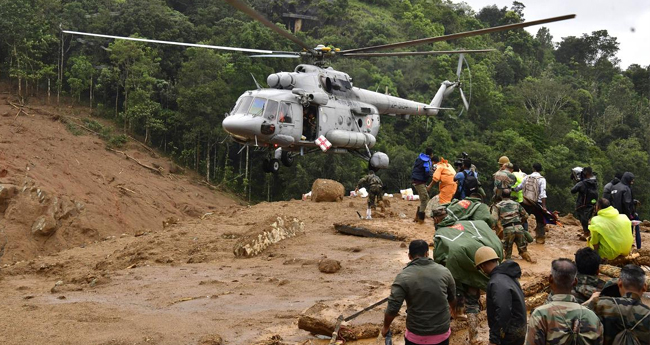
[{"left": 369, "top": 152, "right": 389, "bottom": 170}]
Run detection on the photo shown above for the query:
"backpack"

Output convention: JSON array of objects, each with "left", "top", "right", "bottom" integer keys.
[
  {"left": 463, "top": 171, "right": 479, "bottom": 197},
  {"left": 522, "top": 175, "right": 542, "bottom": 205},
  {"left": 581, "top": 182, "right": 599, "bottom": 208},
  {"left": 561, "top": 309, "right": 589, "bottom": 345},
  {"left": 611, "top": 299, "right": 650, "bottom": 345}
]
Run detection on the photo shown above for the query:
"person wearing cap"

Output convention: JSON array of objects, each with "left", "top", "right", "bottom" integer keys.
[
  {"left": 382, "top": 239, "right": 457, "bottom": 345},
  {"left": 475, "top": 246, "right": 527, "bottom": 345},
  {"left": 495, "top": 189, "right": 535, "bottom": 263},
  {"left": 493, "top": 157, "right": 517, "bottom": 204}
]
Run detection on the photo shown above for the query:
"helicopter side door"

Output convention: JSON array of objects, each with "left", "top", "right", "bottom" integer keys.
[{"left": 277, "top": 101, "right": 302, "bottom": 143}]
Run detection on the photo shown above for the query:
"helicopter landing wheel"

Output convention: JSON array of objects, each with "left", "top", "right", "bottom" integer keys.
[
  {"left": 281, "top": 151, "right": 294, "bottom": 167},
  {"left": 269, "top": 158, "right": 281, "bottom": 174}
]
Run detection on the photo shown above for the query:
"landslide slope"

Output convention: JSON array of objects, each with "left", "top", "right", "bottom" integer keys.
[{"left": 0, "top": 93, "right": 238, "bottom": 263}]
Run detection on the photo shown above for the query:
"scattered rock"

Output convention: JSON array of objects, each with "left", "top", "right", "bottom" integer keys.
[
  {"left": 311, "top": 179, "right": 344, "bottom": 202},
  {"left": 278, "top": 279, "right": 289, "bottom": 286},
  {"left": 163, "top": 217, "right": 179, "bottom": 229},
  {"left": 318, "top": 259, "right": 341, "bottom": 274},
  {"left": 400, "top": 242, "right": 407, "bottom": 248},
  {"left": 31, "top": 214, "right": 57, "bottom": 236},
  {"left": 51, "top": 280, "right": 63, "bottom": 293},
  {"left": 197, "top": 334, "right": 223, "bottom": 345},
  {"left": 0, "top": 184, "right": 18, "bottom": 213},
  {"left": 348, "top": 201, "right": 354, "bottom": 208}
]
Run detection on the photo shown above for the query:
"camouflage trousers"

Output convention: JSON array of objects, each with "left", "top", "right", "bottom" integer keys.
[
  {"left": 457, "top": 284, "right": 481, "bottom": 314},
  {"left": 503, "top": 225, "right": 528, "bottom": 259},
  {"left": 412, "top": 183, "right": 429, "bottom": 212},
  {"left": 367, "top": 186, "right": 383, "bottom": 209}
]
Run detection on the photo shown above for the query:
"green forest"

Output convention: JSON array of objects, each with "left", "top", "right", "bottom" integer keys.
[{"left": 1, "top": 0, "right": 649, "bottom": 218}]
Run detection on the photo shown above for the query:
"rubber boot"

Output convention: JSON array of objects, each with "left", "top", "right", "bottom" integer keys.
[
  {"left": 413, "top": 207, "right": 421, "bottom": 223},
  {"left": 535, "top": 236, "right": 545, "bottom": 244},
  {"left": 521, "top": 251, "right": 537, "bottom": 264},
  {"left": 417, "top": 211, "right": 425, "bottom": 224},
  {"left": 467, "top": 313, "right": 480, "bottom": 345},
  {"left": 365, "top": 208, "right": 372, "bottom": 220},
  {"left": 455, "top": 304, "right": 467, "bottom": 321}
]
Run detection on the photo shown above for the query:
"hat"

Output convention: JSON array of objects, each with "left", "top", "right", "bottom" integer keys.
[
  {"left": 431, "top": 206, "right": 447, "bottom": 218},
  {"left": 498, "top": 156, "right": 510, "bottom": 165}
]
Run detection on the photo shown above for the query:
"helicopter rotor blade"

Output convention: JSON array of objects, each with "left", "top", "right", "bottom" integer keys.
[
  {"left": 62, "top": 30, "right": 275, "bottom": 54},
  {"left": 340, "top": 49, "right": 495, "bottom": 57},
  {"left": 456, "top": 53, "right": 464, "bottom": 80},
  {"left": 222, "top": 0, "right": 314, "bottom": 53},
  {"left": 340, "top": 14, "right": 575, "bottom": 54},
  {"left": 459, "top": 87, "right": 469, "bottom": 111},
  {"left": 250, "top": 53, "right": 301, "bottom": 58}
]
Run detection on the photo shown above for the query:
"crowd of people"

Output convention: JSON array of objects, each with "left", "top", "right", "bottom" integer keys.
[{"left": 374, "top": 149, "right": 649, "bottom": 345}]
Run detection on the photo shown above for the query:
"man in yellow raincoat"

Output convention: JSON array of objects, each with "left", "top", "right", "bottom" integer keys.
[
  {"left": 588, "top": 198, "right": 634, "bottom": 260},
  {"left": 429, "top": 156, "right": 457, "bottom": 204}
]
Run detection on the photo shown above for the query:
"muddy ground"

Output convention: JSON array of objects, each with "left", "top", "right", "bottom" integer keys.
[{"left": 1, "top": 93, "right": 649, "bottom": 345}]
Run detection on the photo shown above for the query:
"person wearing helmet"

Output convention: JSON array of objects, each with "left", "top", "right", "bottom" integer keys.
[{"left": 475, "top": 247, "right": 527, "bottom": 345}]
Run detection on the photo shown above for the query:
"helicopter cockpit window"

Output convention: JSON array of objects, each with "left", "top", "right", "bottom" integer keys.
[
  {"left": 234, "top": 96, "right": 253, "bottom": 115},
  {"left": 339, "top": 80, "right": 352, "bottom": 90},
  {"left": 279, "top": 102, "right": 293, "bottom": 124},
  {"left": 263, "top": 100, "right": 278, "bottom": 121},
  {"left": 249, "top": 97, "right": 266, "bottom": 116}
]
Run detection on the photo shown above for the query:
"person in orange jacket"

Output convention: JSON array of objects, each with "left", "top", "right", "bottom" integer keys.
[{"left": 429, "top": 156, "right": 458, "bottom": 204}]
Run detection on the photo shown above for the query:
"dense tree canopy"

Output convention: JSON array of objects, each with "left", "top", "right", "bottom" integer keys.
[{"left": 1, "top": 0, "right": 649, "bottom": 218}]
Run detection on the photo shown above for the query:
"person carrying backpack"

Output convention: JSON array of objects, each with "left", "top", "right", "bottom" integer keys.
[
  {"left": 454, "top": 159, "right": 481, "bottom": 200},
  {"left": 514, "top": 163, "right": 548, "bottom": 244},
  {"left": 525, "top": 259, "right": 604, "bottom": 345},
  {"left": 592, "top": 264, "right": 649, "bottom": 345},
  {"left": 355, "top": 170, "right": 384, "bottom": 220},
  {"left": 411, "top": 148, "right": 435, "bottom": 224},
  {"left": 572, "top": 167, "right": 599, "bottom": 240}
]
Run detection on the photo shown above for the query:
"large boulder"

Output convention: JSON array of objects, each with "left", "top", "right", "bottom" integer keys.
[{"left": 311, "top": 179, "right": 344, "bottom": 202}]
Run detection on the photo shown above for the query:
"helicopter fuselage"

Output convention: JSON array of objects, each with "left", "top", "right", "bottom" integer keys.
[{"left": 222, "top": 64, "right": 440, "bottom": 154}]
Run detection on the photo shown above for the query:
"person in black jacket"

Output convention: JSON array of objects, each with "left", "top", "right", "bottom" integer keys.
[
  {"left": 611, "top": 172, "right": 641, "bottom": 249},
  {"left": 571, "top": 167, "right": 598, "bottom": 240},
  {"left": 474, "top": 247, "right": 526, "bottom": 345},
  {"left": 603, "top": 172, "right": 622, "bottom": 201}
]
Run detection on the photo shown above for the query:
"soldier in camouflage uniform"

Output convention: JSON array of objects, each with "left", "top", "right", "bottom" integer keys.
[
  {"left": 493, "top": 160, "right": 517, "bottom": 203},
  {"left": 574, "top": 248, "right": 606, "bottom": 304},
  {"left": 356, "top": 170, "right": 384, "bottom": 220},
  {"left": 592, "top": 264, "right": 650, "bottom": 344},
  {"left": 496, "top": 189, "right": 535, "bottom": 263},
  {"left": 525, "top": 259, "right": 603, "bottom": 345}
]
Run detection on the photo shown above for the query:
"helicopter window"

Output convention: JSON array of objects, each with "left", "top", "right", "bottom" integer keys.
[
  {"left": 339, "top": 80, "right": 352, "bottom": 90},
  {"left": 234, "top": 96, "right": 253, "bottom": 115},
  {"left": 249, "top": 97, "right": 266, "bottom": 116},
  {"left": 279, "top": 102, "right": 293, "bottom": 124},
  {"left": 264, "top": 100, "right": 278, "bottom": 121}
]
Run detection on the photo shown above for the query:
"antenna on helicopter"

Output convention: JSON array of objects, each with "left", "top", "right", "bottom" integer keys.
[{"left": 250, "top": 73, "right": 262, "bottom": 90}]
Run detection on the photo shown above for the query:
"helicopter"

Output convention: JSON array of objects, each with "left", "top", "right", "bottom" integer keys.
[{"left": 63, "top": 0, "right": 575, "bottom": 173}]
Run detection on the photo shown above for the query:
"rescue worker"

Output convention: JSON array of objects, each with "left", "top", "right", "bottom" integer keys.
[
  {"left": 437, "top": 186, "right": 495, "bottom": 229},
  {"left": 588, "top": 198, "right": 634, "bottom": 261},
  {"left": 432, "top": 207, "right": 503, "bottom": 345},
  {"left": 355, "top": 170, "right": 384, "bottom": 220},
  {"left": 412, "top": 148, "right": 434, "bottom": 224},
  {"left": 493, "top": 157, "right": 517, "bottom": 203},
  {"left": 571, "top": 167, "right": 598, "bottom": 240},
  {"left": 592, "top": 264, "right": 649, "bottom": 345},
  {"left": 454, "top": 159, "right": 479, "bottom": 200},
  {"left": 610, "top": 172, "right": 641, "bottom": 249},
  {"left": 573, "top": 247, "right": 606, "bottom": 304},
  {"left": 514, "top": 163, "right": 548, "bottom": 244},
  {"left": 496, "top": 189, "right": 535, "bottom": 263},
  {"left": 475, "top": 247, "right": 527, "bottom": 345},
  {"left": 428, "top": 156, "right": 457, "bottom": 205},
  {"left": 511, "top": 164, "right": 526, "bottom": 204},
  {"left": 603, "top": 172, "right": 622, "bottom": 201},
  {"left": 382, "top": 240, "right": 457, "bottom": 345},
  {"left": 525, "top": 259, "right": 604, "bottom": 345}
]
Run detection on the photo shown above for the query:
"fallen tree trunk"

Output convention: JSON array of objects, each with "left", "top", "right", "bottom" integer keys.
[
  {"left": 334, "top": 223, "right": 406, "bottom": 241},
  {"left": 106, "top": 148, "right": 163, "bottom": 175},
  {"left": 297, "top": 315, "right": 384, "bottom": 340},
  {"left": 521, "top": 275, "right": 549, "bottom": 297},
  {"left": 525, "top": 292, "right": 549, "bottom": 311},
  {"left": 600, "top": 264, "right": 650, "bottom": 286}
]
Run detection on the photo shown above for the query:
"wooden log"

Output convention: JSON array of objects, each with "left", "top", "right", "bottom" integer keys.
[
  {"left": 525, "top": 292, "right": 549, "bottom": 311},
  {"left": 297, "top": 315, "right": 388, "bottom": 340},
  {"left": 600, "top": 264, "right": 650, "bottom": 286},
  {"left": 334, "top": 223, "right": 406, "bottom": 241},
  {"left": 106, "top": 147, "right": 163, "bottom": 175},
  {"left": 521, "top": 275, "right": 549, "bottom": 297}
]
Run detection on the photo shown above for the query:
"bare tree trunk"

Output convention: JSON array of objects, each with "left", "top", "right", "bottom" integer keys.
[
  {"left": 15, "top": 46, "right": 22, "bottom": 99},
  {"left": 206, "top": 136, "right": 210, "bottom": 182},
  {"left": 89, "top": 77, "right": 93, "bottom": 110},
  {"left": 115, "top": 83, "right": 119, "bottom": 118},
  {"left": 47, "top": 78, "right": 51, "bottom": 104}
]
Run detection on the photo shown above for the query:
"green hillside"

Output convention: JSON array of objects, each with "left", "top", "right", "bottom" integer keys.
[{"left": 1, "top": 0, "right": 648, "bottom": 217}]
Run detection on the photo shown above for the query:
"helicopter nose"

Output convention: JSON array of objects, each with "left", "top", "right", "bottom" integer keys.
[{"left": 222, "top": 114, "right": 264, "bottom": 138}]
